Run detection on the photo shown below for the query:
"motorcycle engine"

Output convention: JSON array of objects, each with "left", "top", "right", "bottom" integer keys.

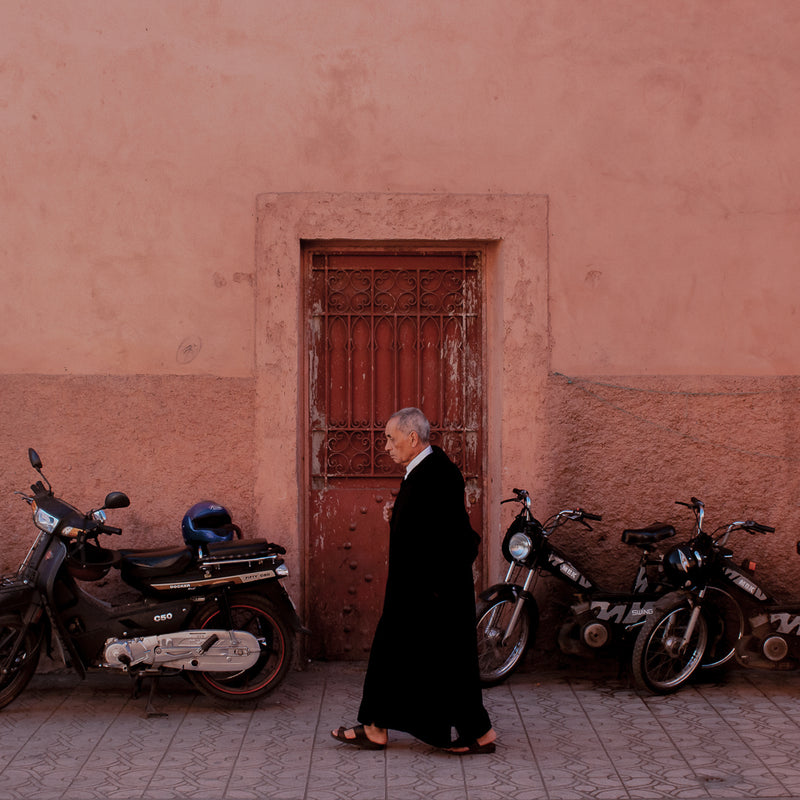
[
  {"left": 102, "top": 629, "right": 261, "bottom": 672},
  {"left": 558, "top": 602, "right": 612, "bottom": 655},
  {"left": 581, "top": 620, "right": 611, "bottom": 649}
]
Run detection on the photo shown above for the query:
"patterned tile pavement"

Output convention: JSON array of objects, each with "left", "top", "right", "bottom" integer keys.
[{"left": 2, "top": 661, "right": 800, "bottom": 800}]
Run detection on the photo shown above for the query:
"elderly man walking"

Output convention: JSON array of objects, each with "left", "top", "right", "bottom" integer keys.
[{"left": 331, "top": 407, "right": 496, "bottom": 754}]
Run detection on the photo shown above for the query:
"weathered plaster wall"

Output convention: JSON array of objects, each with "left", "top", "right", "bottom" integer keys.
[
  {"left": 2, "top": 1, "right": 799, "bottom": 377},
  {"left": 0, "top": 375, "right": 257, "bottom": 578}
]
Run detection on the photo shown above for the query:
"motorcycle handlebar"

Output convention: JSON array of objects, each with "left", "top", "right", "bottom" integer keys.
[
  {"left": 746, "top": 521, "right": 775, "bottom": 534},
  {"left": 501, "top": 491, "right": 601, "bottom": 525},
  {"left": 676, "top": 498, "right": 704, "bottom": 510},
  {"left": 92, "top": 523, "right": 123, "bottom": 536},
  {"left": 502, "top": 488, "right": 530, "bottom": 505},
  {"left": 722, "top": 520, "right": 775, "bottom": 538},
  {"left": 557, "top": 509, "right": 602, "bottom": 526}
]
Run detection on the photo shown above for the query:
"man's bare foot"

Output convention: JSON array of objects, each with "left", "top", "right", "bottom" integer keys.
[{"left": 445, "top": 727, "right": 497, "bottom": 755}]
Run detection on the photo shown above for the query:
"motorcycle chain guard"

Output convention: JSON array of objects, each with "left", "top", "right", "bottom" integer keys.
[{"left": 102, "top": 629, "right": 261, "bottom": 672}]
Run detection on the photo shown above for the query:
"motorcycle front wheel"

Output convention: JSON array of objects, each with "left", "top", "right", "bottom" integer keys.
[
  {"left": 0, "top": 617, "right": 42, "bottom": 710},
  {"left": 698, "top": 585, "right": 745, "bottom": 671},
  {"left": 476, "top": 597, "right": 535, "bottom": 687},
  {"left": 632, "top": 599, "right": 708, "bottom": 694},
  {"left": 188, "top": 594, "right": 293, "bottom": 702}
]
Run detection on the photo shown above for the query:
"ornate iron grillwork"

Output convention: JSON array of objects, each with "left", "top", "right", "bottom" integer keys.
[{"left": 308, "top": 250, "right": 482, "bottom": 482}]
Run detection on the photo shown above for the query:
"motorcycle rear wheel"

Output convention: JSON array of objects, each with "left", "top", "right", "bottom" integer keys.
[
  {"left": 0, "top": 617, "right": 42, "bottom": 710},
  {"left": 476, "top": 597, "right": 535, "bottom": 687},
  {"left": 188, "top": 594, "right": 293, "bottom": 702},
  {"left": 632, "top": 600, "right": 708, "bottom": 694}
]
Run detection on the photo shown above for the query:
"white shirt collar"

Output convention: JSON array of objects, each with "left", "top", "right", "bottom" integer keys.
[{"left": 405, "top": 445, "right": 433, "bottom": 478}]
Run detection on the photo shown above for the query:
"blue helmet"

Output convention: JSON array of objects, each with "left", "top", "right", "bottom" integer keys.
[{"left": 182, "top": 501, "right": 236, "bottom": 544}]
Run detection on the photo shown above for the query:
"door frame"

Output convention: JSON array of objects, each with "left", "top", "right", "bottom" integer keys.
[{"left": 254, "top": 192, "right": 550, "bottom": 658}]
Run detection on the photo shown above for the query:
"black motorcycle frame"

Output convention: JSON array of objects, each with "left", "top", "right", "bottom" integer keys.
[{"left": 0, "top": 449, "right": 306, "bottom": 712}]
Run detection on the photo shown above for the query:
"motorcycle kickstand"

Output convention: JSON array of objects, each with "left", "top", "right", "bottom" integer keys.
[{"left": 131, "top": 674, "right": 168, "bottom": 718}]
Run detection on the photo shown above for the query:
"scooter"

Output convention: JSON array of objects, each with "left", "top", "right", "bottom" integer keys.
[
  {"left": 476, "top": 488, "right": 680, "bottom": 685},
  {"left": 476, "top": 487, "right": 752, "bottom": 686},
  {"left": 631, "top": 497, "right": 777, "bottom": 694},
  {"left": 0, "top": 448, "right": 306, "bottom": 714}
]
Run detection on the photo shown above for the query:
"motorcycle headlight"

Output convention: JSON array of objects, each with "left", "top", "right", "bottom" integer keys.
[
  {"left": 508, "top": 532, "right": 532, "bottom": 561},
  {"left": 34, "top": 506, "right": 60, "bottom": 533}
]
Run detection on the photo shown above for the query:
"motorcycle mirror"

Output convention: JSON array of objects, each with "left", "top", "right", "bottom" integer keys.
[
  {"left": 103, "top": 491, "right": 130, "bottom": 510},
  {"left": 28, "top": 448, "right": 42, "bottom": 470}
]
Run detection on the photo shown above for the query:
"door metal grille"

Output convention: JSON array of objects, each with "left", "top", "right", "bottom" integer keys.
[{"left": 308, "top": 250, "right": 482, "bottom": 483}]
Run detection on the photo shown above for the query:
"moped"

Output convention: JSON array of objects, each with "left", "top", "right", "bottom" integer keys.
[
  {"left": 0, "top": 448, "right": 306, "bottom": 713},
  {"left": 476, "top": 488, "right": 681, "bottom": 685},
  {"left": 631, "top": 497, "right": 777, "bottom": 694}
]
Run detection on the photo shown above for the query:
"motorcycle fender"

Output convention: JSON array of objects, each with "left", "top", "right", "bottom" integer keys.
[
  {"left": 0, "top": 611, "right": 46, "bottom": 674},
  {"left": 478, "top": 583, "right": 540, "bottom": 638},
  {"left": 2, "top": 577, "right": 79, "bottom": 675},
  {"left": 479, "top": 583, "right": 534, "bottom": 606},
  {"left": 653, "top": 589, "right": 694, "bottom": 613},
  {"left": 237, "top": 582, "right": 309, "bottom": 634}
]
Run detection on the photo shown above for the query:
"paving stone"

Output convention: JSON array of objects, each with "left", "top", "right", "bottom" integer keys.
[{"left": 2, "top": 664, "right": 800, "bottom": 799}]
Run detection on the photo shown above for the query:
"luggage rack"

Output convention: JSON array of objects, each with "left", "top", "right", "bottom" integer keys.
[{"left": 197, "top": 538, "right": 286, "bottom": 566}]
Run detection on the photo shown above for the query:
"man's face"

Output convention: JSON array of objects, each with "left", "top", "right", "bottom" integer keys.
[{"left": 384, "top": 418, "right": 422, "bottom": 467}]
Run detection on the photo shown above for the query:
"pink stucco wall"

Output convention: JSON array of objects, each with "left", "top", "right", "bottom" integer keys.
[
  {"left": 3, "top": 2, "right": 799, "bottom": 378},
  {"left": 2, "top": 2, "right": 800, "bottom": 653}
]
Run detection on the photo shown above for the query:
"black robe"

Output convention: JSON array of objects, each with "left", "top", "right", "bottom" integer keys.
[{"left": 357, "top": 446, "right": 491, "bottom": 747}]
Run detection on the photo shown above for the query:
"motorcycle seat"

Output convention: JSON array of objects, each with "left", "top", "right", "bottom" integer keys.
[
  {"left": 621, "top": 524, "right": 676, "bottom": 547},
  {"left": 118, "top": 546, "right": 194, "bottom": 577}
]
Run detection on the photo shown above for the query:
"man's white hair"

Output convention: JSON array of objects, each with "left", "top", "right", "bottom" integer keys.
[{"left": 390, "top": 407, "right": 431, "bottom": 444}]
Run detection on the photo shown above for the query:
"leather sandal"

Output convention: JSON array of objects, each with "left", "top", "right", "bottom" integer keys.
[
  {"left": 331, "top": 725, "right": 386, "bottom": 750},
  {"left": 444, "top": 737, "right": 497, "bottom": 755}
]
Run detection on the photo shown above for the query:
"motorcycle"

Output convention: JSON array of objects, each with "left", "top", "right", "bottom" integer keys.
[
  {"left": 476, "top": 488, "right": 681, "bottom": 686},
  {"left": 0, "top": 448, "right": 306, "bottom": 713},
  {"left": 630, "top": 497, "right": 774, "bottom": 694}
]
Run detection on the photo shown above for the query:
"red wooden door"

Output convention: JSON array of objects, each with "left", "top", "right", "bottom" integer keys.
[{"left": 305, "top": 247, "right": 483, "bottom": 659}]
